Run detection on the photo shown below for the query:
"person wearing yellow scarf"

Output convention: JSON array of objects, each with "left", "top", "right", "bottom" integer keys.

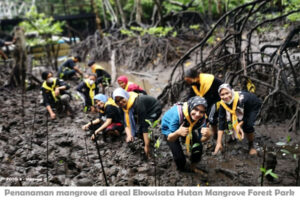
[
  {"left": 184, "top": 69, "right": 223, "bottom": 139},
  {"left": 76, "top": 74, "right": 98, "bottom": 112},
  {"left": 41, "top": 71, "right": 71, "bottom": 120},
  {"left": 161, "top": 96, "right": 211, "bottom": 172},
  {"left": 82, "top": 94, "right": 124, "bottom": 141},
  {"left": 113, "top": 88, "right": 162, "bottom": 158},
  {"left": 214, "top": 84, "right": 262, "bottom": 156}
]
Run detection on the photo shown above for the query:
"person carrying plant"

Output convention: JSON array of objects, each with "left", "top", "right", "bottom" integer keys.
[
  {"left": 112, "top": 88, "right": 162, "bottom": 158},
  {"left": 87, "top": 60, "right": 111, "bottom": 87},
  {"left": 213, "top": 83, "right": 262, "bottom": 155},
  {"left": 184, "top": 68, "right": 223, "bottom": 139},
  {"left": 76, "top": 73, "right": 99, "bottom": 112},
  {"left": 82, "top": 94, "right": 124, "bottom": 141},
  {"left": 58, "top": 56, "right": 83, "bottom": 79},
  {"left": 41, "top": 71, "right": 72, "bottom": 120},
  {"left": 161, "top": 96, "right": 211, "bottom": 173},
  {"left": 117, "top": 75, "right": 147, "bottom": 95}
]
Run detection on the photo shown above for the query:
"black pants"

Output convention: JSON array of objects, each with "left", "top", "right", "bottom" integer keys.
[{"left": 166, "top": 130, "right": 203, "bottom": 171}]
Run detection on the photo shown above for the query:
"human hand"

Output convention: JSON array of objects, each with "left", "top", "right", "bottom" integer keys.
[
  {"left": 201, "top": 127, "right": 211, "bottom": 138},
  {"left": 213, "top": 142, "right": 223, "bottom": 155},
  {"left": 126, "top": 135, "right": 134, "bottom": 142},
  {"left": 82, "top": 124, "right": 89, "bottom": 131},
  {"left": 177, "top": 124, "right": 189, "bottom": 137},
  {"left": 50, "top": 112, "right": 56, "bottom": 120}
]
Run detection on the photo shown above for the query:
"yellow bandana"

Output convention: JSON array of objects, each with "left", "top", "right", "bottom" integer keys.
[
  {"left": 182, "top": 102, "right": 200, "bottom": 153},
  {"left": 122, "top": 92, "right": 139, "bottom": 133},
  {"left": 42, "top": 78, "right": 58, "bottom": 102},
  {"left": 84, "top": 79, "right": 96, "bottom": 105},
  {"left": 192, "top": 73, "right": 214, "bottom": 97},
  {"left": 220, "top": 92, "right": 242, "bottom": 140},
  {"left": 92, "top": 64, "right": 104, "bottom": 74}
]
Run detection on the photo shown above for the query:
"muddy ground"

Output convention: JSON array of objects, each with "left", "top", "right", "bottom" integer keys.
[{"left": 0, "top": 59, "right": 299, "bottom": 186}]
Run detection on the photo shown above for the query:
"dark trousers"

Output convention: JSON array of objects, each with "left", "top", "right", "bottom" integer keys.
[{"left": 167, "top": 130, "right": 203, "bottom": 171}]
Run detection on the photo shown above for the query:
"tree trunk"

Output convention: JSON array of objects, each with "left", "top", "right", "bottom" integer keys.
[
  {"left": 9, "top": 26, "right": 27, "bottom": 89},
  {"left": 154, "top": 0, "right": 164, "bottom": 26},
  {"left": 91, "top": 0, "right": 103, "bottom": 36},
  {"left": 116, "top": 0, "right": 126, "bottom": 28},
  {"left": 136, "top": 0, "right": 142, "bottom": 24}
]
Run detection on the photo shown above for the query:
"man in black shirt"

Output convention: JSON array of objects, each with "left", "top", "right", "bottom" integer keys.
[
  {"left": 58, "top": 56, "right": 83, "bottom": 79},
  {"left": 82, "top": 94, "right": 124, "bottom": 140},
  {"left": 41, "top": 71, "right": 72, "bottom": 119},
  {"left": 87, "top": 60, "right": 111, "bottom": 87}
]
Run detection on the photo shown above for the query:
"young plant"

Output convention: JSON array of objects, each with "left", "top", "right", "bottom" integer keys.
[{"left": 145, "top": 119, "right": 161, "bottom": 186}]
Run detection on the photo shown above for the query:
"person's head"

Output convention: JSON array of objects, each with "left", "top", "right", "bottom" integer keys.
[
  {"left": 73, "top": 56, "right": 81, "bottom": 62},
  {"left": 187, "top": 96, "right": 207, "bottom": 121},
  {"left": 218, "top": 83, "right": 234, "bottom": 104},
  {"left": 41, "top": 71, "right": 53, "bottom": 80},
  {"left": 113, "top": 88, "right": 130, "bottom": 108},
  {"left": 117, "top": 75, "right": 129, "bottom": 89},
  {"left": 87, "top": 73, "right": 97, "bottom": 85},
  {"left": 94, "top": 94, "right": 108, "bottom": 109},
  {"left": 184, "top": 68, "right": 199, "bottom": 85},
  {"left": 88, "top": 60, "right": 95, "bottom": 67}
]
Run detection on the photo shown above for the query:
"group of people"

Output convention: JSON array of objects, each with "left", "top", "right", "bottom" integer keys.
[{"left": 41, "top": 56, "right": 262, "bottom": 174}]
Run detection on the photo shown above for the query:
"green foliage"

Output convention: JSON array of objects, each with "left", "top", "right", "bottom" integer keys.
[
  {"left": 189, "top": 24, "right": 200, "bottom": 30},
  {"left": 154, "top": 138, "right": 161, "bottom": 149},
  {"left": 287, "top": 135, "right": 291, "bottom": 143},
  {"left": 19, "top": 6, "right": 65, "bottom": 46},
  {"left": 283, "top": 0, "right": 300, "bottom": 22},
  {"left": 207, "top": 35, "right": 215, "bottom": 45},
  {"left": 260, "top": 167, "right": 278, "bottom": 179},
  {"left": 121, "top": 26, "right": 175, "bottom": 38}
]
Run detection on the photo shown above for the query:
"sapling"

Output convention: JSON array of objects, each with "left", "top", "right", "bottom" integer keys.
[{"left": 145, "top": 119, "right": 160, "bottom": 186}]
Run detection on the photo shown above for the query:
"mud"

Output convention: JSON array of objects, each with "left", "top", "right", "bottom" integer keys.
[{"left": 0, "top": 68, "right": 299, "bottom": 186}]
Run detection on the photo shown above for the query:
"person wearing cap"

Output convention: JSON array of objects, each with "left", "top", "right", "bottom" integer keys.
[
  {"left": 113, "top": 88, "right": 162, "bottom": 158},
  {"left": 117, "top": 75, "right": 147, "bottom": 95},
  {"left": 161, "top": 96, "right": 211, "bottom": 173},
  {"left": 58, "top": 56, "right": 83, "bottom": 79},
  {"left": 87, "top": 61, "right": 111, "bottom": 87},
  {"left": 76, "top": 73, "right": 99, "bottom": 112},
  {"left": 213, "top": 83, "right": 262, "bottom": 155},
  {"left": 184, "top": 68, "right": 223, "bottom": 139},
  {"left": 82, "top": 94, "right": 124, "bottom": 140},
  {"left": 41, "top": 71, "right": 72, "bottom": 119}
]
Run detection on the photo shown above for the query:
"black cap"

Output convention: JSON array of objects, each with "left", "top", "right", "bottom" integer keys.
[
  {"left": 74, "top": 56, "right": 81, "bottom": 62},
  {"left": 184, "top": 68, "right": 198, "bottom": 78},
  {"left": 88, "top": 60, "right": 95, "bottom": 67},
  {"left": 41, "top": 71, "right": 49, "bottom": 80}
]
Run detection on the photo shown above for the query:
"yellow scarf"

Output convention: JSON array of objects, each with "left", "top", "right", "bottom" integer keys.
[
  {"left": 192, "top": 73, "right": 214, "bottom": 97},
  {"left": 125, "top": 82, "right": 134, "bottom": 91},
  {"left": 123, "top": 92, "right": 138, "bottom": 133},
  {"left": 42, "top": 78, "right": 58, "bottom": 102},
  {"left": 105, "top": 98, "right": 118, "bottom": 108},
  {"left": 92, "top": 64, "right": 104, "bottom": 74},
  {"left": 182, "top": 102, "right": 200, "bottom": 153},
  {"left": 220, "top": 92, "right": 242, "bottom": 140},
  {"left": 84, "top": 79, "right": 96, "bottom": 105},
  {"left": 99, "top": 98, "right": 118, "bottom": 114}
]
